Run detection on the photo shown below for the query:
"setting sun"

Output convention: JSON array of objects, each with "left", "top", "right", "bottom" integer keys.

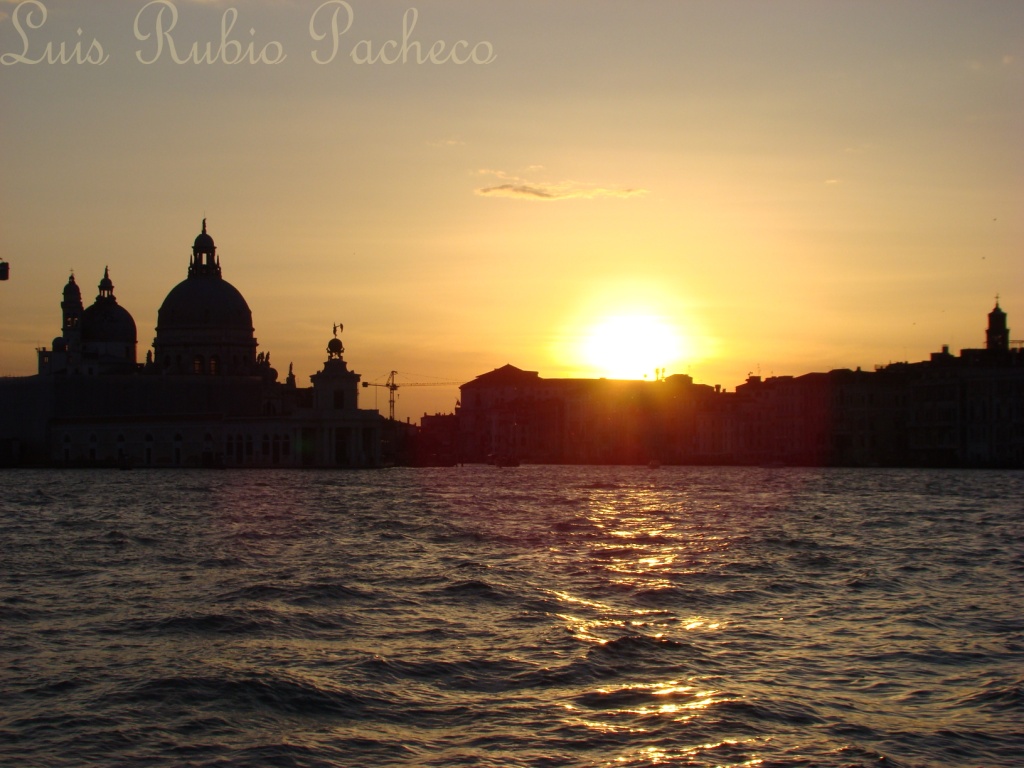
[{"left": 581, "top": 314, "right": 687, "bottom": 380}]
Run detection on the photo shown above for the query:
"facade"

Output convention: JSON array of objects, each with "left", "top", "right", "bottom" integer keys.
[
  {"left": 2, "top": 223, "right": 385, "bottom": 468},
  {"left": 450, "top": 304, "right": 1023, "bottom": 468}
]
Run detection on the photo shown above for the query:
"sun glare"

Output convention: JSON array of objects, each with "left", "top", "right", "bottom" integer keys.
[{"left": 581, "top": 314, "right": 686, "bottom": 380}]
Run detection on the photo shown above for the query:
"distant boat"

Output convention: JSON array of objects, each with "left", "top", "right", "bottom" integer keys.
[{"left": 493, "top": 454, "right": 520, "bottom": 467}]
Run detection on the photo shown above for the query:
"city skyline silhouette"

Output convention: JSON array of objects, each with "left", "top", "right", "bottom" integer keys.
[{"left": 1, "top": 1, "right": 1021, "bottom": 422}]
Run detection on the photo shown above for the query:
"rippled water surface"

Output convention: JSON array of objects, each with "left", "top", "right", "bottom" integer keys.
[{"left": 2, "top": 466, "right": 1022, "bottom": 767}]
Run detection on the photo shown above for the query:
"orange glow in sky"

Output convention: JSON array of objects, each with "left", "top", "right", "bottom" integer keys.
[{"left": 0, "top": 1, "right": 1021, "bottom": 421}]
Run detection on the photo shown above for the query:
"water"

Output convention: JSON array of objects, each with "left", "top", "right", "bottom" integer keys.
[{"left": 1, "top": 466, "right": 1022, "bottom": 768}]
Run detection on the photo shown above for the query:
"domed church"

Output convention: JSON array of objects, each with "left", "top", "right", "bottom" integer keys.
[
  {"left": 10, "top": 221, "right": 385, "bottom": 468},
  {"left": 154, "top": 219, "right": 258, "bottom": 376},
  {"left": 38, "top": 268, "right": 138, "bottom": 375}
]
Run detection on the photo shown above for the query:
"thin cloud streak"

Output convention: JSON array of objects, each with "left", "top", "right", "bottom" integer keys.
[{"left": 475, "top": 169, "right": 647, "bottom": 201}]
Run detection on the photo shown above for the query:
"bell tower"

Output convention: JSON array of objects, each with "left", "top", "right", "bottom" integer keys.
[
  {"left": 986, "top": 298, "right": 1009, "bottom": 353},
  {"left": 62, "top": 273, "right": 83, "bottom": 340}
]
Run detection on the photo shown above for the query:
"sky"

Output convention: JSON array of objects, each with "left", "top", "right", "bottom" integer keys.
[{"left": 1, "top": 0, "right": 1021, "bottom": 422}]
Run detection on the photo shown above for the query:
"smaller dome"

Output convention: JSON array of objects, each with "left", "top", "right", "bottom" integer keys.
[
  {"left": 52, "top": 337, "right": 67, "bottom": 352},
  {"left": 328, "top": 337, "right": 344, "bottom": 355},
  {"left": 81, "top": 301, "right": 136, "bottom": 344},
  {"left": 194, "top": 218, "right": 215, "bottom": 252}
]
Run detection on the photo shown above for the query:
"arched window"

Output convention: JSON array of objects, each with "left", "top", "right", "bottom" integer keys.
[
  {"left": 193, "top": 355, "right": 204, "bottom": 374},
  {"left": 209, "top": 356, "right": 219, "bottom": 375}
]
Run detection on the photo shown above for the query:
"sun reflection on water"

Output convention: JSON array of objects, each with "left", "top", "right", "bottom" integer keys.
[
  {"left": 602, "top": 739, "right": 767, "bottom": 767},
  {"left": 548, "top": 478, "right": 759, "bottom": 763}
]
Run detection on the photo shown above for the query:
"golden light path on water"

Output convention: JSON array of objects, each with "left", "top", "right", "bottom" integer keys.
[
  {"left": 542, "top": 482, "right": 757, "bottom": 766},
  {"left": 5, "top": 466, "right": 1021, "bottom": 767}
]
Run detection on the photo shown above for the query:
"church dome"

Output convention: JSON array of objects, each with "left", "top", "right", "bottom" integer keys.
[
  {"left": 156, "top": 220, "right": 253, "bottom": 335},
  {"left": 82, "top": 301, "right": 137, "bottom": 344},
  {"left": 81, "top": 268, "right": 137, "bottom": 345},
  {"left": 152, "top": 221, "right": 258, "bottom": 375},
  {"left": 157, "top": 276, "right": 253, "bottom": 332}
]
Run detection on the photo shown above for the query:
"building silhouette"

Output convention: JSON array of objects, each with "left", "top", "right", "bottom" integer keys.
[
  {"left": 2, "top": 223, "right": 384, "bottom": 468},
  {"left": 3, "top": 231, "right": 1020, "bottom": 471},
  {"left": 448, "top": 303, "right": 1023, "bottom": 468}
]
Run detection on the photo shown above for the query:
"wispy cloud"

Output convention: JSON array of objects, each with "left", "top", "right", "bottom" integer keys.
[
  {"left": 475, "top": 169, "right": 647, "bottom": 201},
  {"left": 427, "top": 138, "right": 466, "bottom": 148}
]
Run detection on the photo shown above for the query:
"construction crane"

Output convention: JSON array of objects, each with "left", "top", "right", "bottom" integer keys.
[{"left": 362, "top": 370, "right": 462, "bottom": 421}]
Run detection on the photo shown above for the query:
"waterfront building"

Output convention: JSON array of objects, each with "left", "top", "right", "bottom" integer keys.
[
  {"left": 1, "top": 223, "right": 385, "bottom": 468},
  {"left": 451, "top": 304, "right": 1023, "bottom": 468}
]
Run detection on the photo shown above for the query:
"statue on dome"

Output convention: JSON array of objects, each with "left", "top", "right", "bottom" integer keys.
[{"left": 327, "top": 323, "right": 345, "bottom": 360}]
